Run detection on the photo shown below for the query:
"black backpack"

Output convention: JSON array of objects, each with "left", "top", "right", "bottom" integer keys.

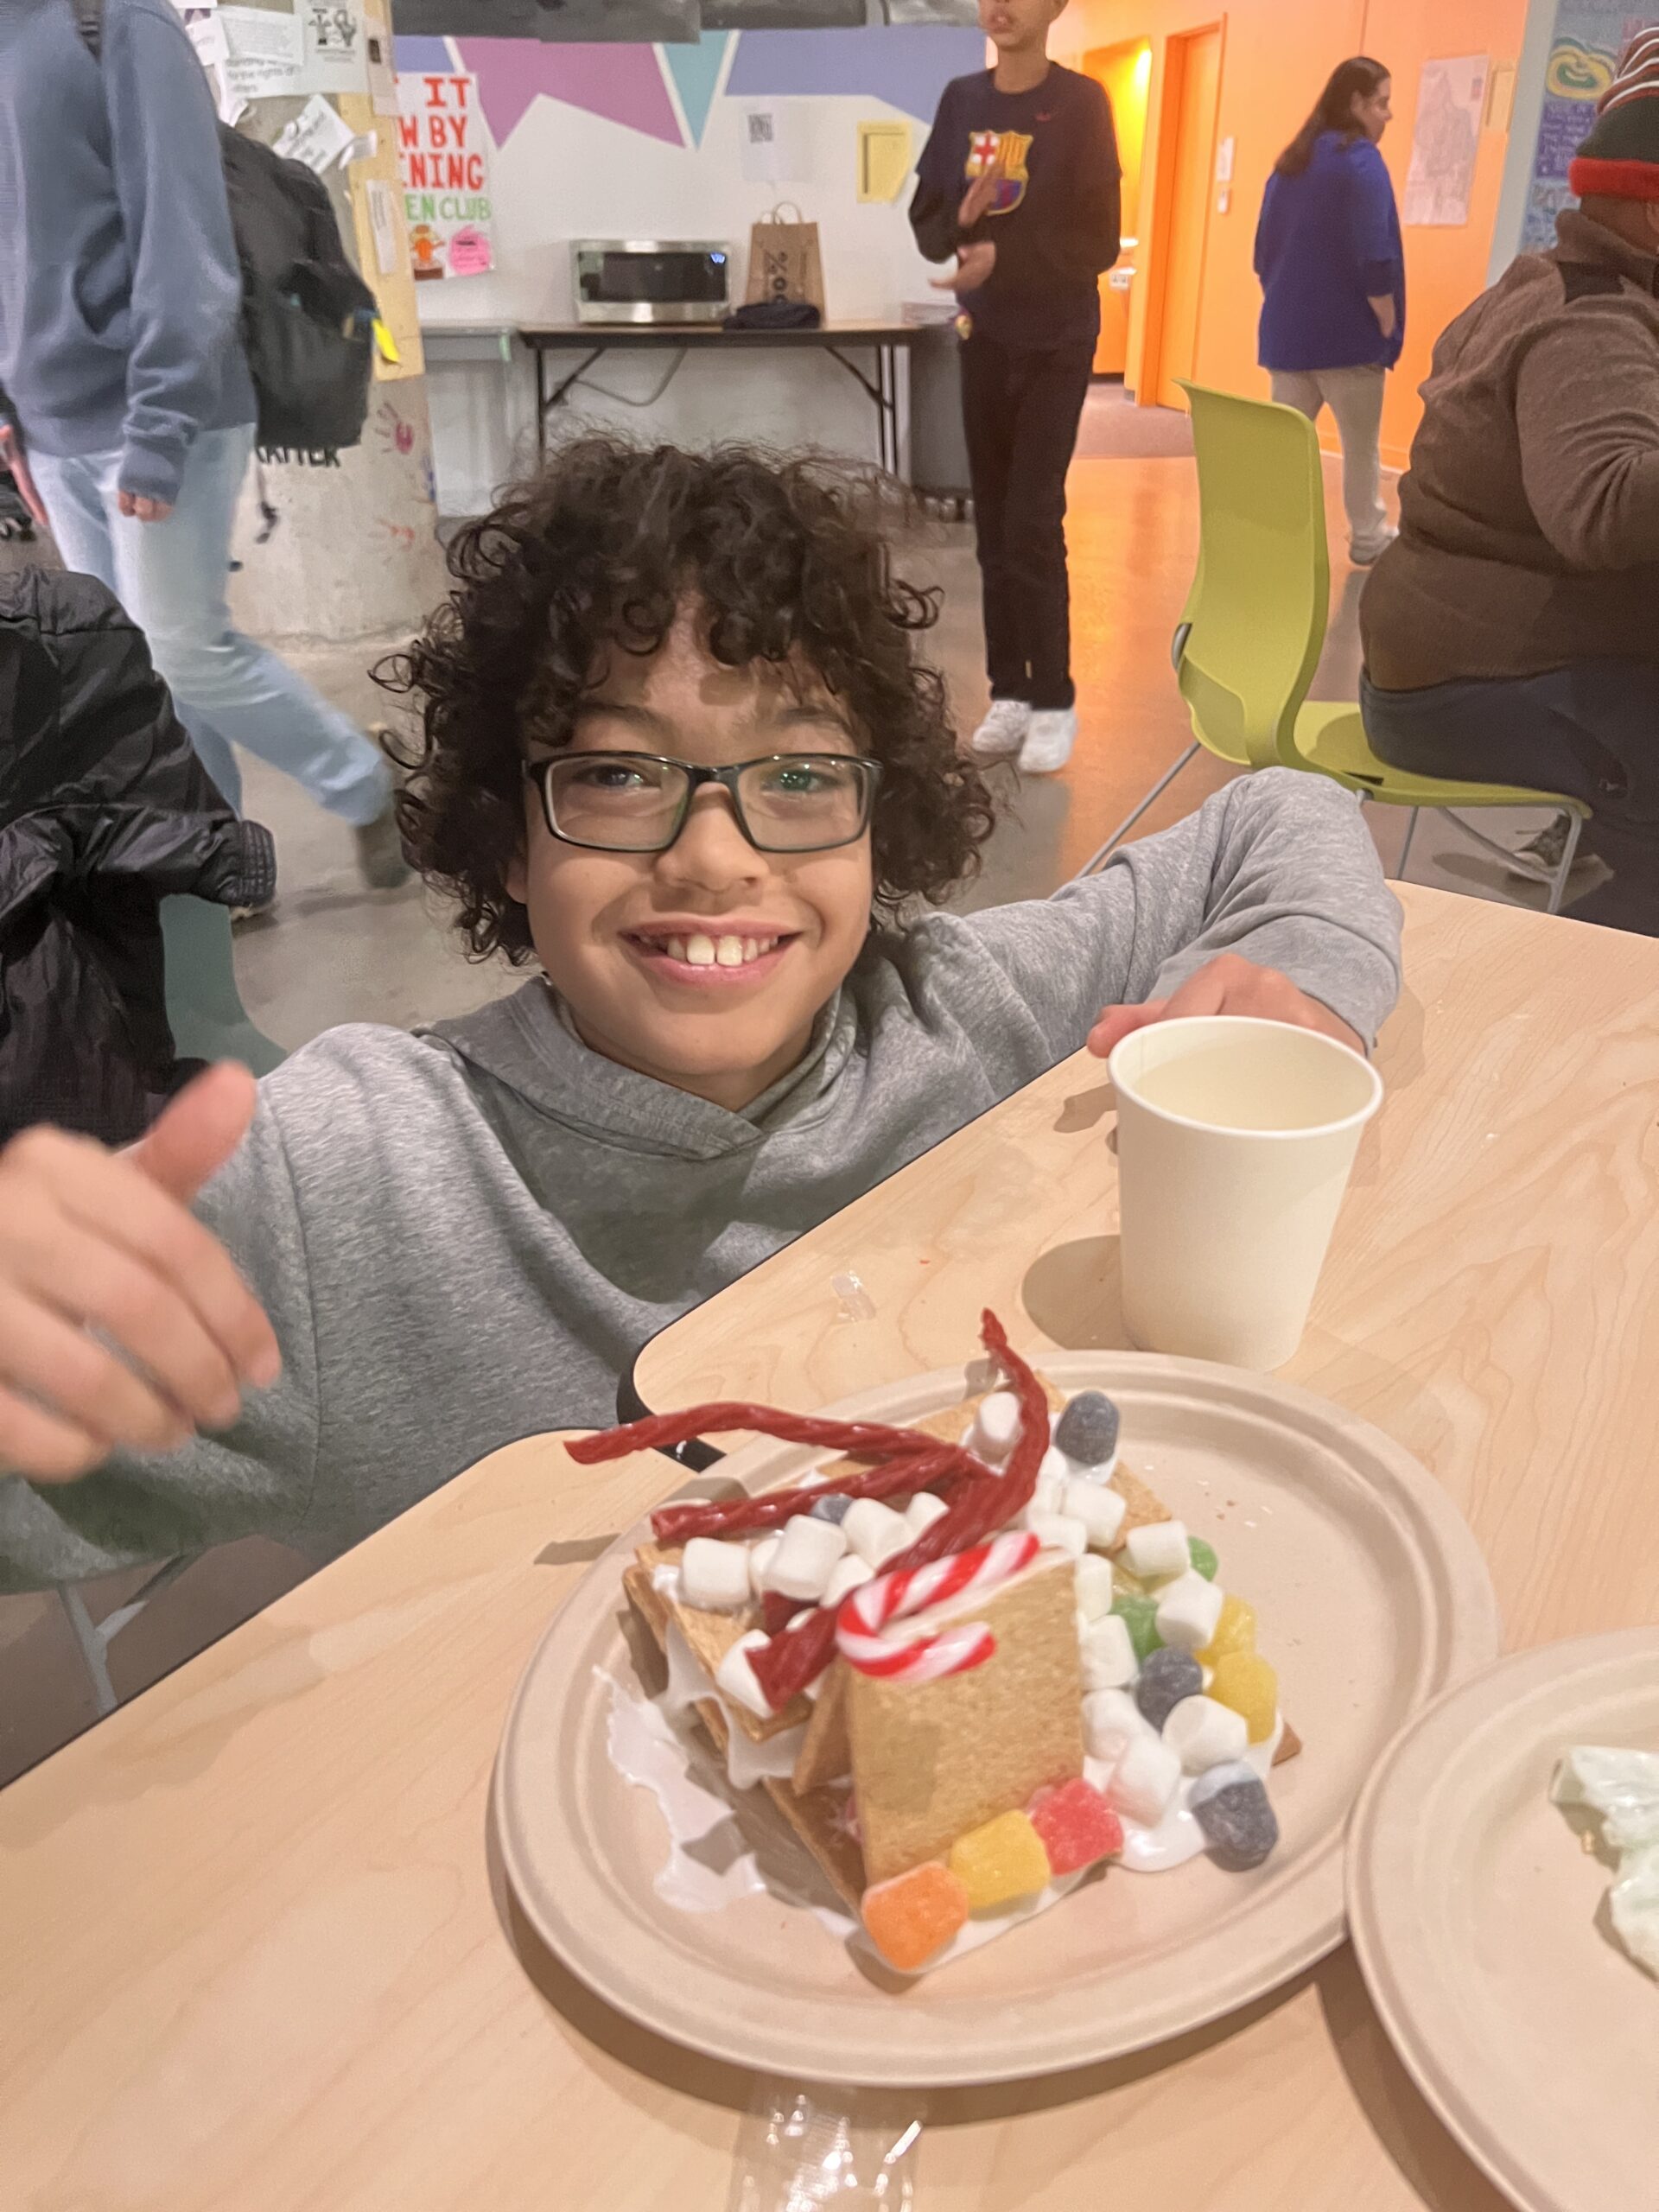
[{"left": 71, "top": 0, "right": 377, "bottom": 459}]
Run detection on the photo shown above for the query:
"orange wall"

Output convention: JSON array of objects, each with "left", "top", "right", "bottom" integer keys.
[{"left": 1056, "top": 0, "right": 1529, "bottom": 467}]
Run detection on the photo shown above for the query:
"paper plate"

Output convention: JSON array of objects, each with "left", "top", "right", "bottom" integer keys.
[
  {"left": 494, "top": 1354, "right": 1498, "bottom": 2086},
  {"left": 1348, "top": 1630, "right": 1659, "bottom": 2212}
]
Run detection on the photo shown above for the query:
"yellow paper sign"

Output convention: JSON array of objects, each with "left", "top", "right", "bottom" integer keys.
[
  {"left": 857, "top": 119, "right": 912, "bottom": 204},
  {"left": 372, "top": 316, "right": 401, "bottom": 365}
]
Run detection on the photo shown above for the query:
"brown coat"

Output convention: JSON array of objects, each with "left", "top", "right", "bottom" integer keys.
[{"left": 1361, "top": 208, "right": 1659, "bottom": 691}]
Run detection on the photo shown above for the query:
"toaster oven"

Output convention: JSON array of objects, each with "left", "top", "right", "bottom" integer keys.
[{"left": 571, "top": 239, "right": 733, "bottom": 326}]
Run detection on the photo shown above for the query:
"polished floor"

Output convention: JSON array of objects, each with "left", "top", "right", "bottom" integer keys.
[{"left": 1, "top": 401, "right": 1564, "bottom": 1785}]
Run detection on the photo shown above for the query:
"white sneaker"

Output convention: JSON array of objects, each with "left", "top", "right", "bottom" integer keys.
[
  {"left": 1018, "top": 707, "right": 1077, "bottom": 774},
  {"left": 968, "top": 698, "right": 1032, "bottom": 760}
]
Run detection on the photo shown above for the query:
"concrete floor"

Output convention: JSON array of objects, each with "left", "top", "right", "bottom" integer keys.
[{"left": 1, "top": 394, "right": 1567, "bottom": 1787}]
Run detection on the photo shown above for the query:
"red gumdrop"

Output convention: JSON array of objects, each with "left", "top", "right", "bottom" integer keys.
[{"left": 1028, "top": 1777, "right": 1125, "bottom": 1875}]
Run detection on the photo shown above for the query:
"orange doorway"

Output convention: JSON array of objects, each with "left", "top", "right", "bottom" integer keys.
[
  {"left": 1083, "top": 37, "right": 1152, "bottom": 377},
  {"left": 1145, "top": 22, "right": 1223, "bottom": 410}
]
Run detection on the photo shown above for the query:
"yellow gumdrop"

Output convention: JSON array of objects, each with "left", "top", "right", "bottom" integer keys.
[
  {"left": 1210, "top": 1650, "right": 1279, "bottom": 1743},
  {"left": 947, "top": 1809, "right": 1052, "bottom": 1910},
  {"left": 1198, "top": 1592, "right": 1257, "bottom": 1668}
]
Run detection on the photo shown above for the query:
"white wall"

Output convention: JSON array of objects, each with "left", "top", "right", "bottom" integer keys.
[{"left": 418, "top": 88, "right": 949, "bottom": 515}]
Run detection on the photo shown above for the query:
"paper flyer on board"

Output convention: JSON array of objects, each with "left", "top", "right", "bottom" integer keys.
[
  {"left": 397, "top": 71, "right": 494, "bottom": 280},
  {"left": 217, "top": 5, "right": 303, "bottom": 109},
  {"left": 296, "top": 0, "right": 369, "bottom": 95}
]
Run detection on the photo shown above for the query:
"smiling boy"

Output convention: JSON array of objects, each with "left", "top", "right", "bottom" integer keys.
[{"left": 0, "top": 441, "right": 1400, "bottom": 1585}]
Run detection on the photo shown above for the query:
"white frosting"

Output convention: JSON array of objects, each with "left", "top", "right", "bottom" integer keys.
[
  {"left": 663, "top": 1621, "right": 809, "bottom": 1787},
  {"left": 715, "top": 1630, "right": 774, "bottom": 1718},
  {"left": 650, "top": 1563, "right": 683, "bottom": 1599}
]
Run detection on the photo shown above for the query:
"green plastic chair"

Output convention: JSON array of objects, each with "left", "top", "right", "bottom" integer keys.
[
  {"left": 1077, "top": 381, "right": 1588, "bottom": 906},
  {"left": 161, "top": 894, "right": 284, "bottom": 1077}
]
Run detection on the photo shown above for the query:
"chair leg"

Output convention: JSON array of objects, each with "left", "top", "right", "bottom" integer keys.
[
  {"left": 1547, "top": 810, "right": 1586, "bottom": 918},
  {"left": 1072, "top": 743, "right": 1203, "bottom": 880},
  {"left": 1440, "top": 808, "right": 1554, "bottom": 882},
  {"left": 1395, "top": 806, "right": 1421, "bottom": 880},
  {"left": 57, "top": 1586, "right": 118, "bottom": 1719}
]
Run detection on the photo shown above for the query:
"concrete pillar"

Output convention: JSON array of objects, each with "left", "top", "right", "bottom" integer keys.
[{"left": 225, "top": 60, "right": 448, "bottom": 644}]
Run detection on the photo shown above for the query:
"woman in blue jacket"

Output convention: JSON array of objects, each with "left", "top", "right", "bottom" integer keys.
[{"left": 1255, "top": 58, "right": 1405, "bottom": 566}]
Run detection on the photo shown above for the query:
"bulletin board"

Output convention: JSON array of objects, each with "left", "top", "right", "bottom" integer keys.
[{"left": 340, "top": 7, "right": 425, "bottom": 385}]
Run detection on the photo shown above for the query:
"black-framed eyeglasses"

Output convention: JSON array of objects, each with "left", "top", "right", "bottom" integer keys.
[{"left": 524, "top": 751, "right": 883, "bottom": 856}]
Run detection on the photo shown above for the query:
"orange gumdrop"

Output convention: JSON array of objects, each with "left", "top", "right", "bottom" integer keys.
[{"left": 861, "top": 1861, "right": 970, "bottom": 1973}]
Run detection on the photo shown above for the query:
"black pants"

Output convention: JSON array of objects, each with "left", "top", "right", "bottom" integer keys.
[
  {"left": 1362, "top": 662, "right": 1659, "bottom": 937},
  {"left": 960, "top": 332, "right": 1095, "bottom": 711}
]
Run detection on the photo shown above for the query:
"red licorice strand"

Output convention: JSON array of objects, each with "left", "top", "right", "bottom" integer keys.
[
  {"left": 649, "top": 1440, "right": 989, "bottom": 1544},
  {"left": 566, "top": 1403, "right": 972, "bottom": 1466},
  {"left": 752, "top": 1311, "right": 1048, "bottom": 1710}
]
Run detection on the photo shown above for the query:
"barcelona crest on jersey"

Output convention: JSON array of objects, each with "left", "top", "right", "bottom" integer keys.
[{"left": 963, "top": 129, "right": 1031, "bottom": 214}]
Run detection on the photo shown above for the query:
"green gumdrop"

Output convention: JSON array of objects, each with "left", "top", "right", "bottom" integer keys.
[
  {"left": 1188, "top": 1536, "right": 1218, "bottom": 1581},
  {"left": 1111, "top": 1592, "right": 1162, "bottom": 1661}
]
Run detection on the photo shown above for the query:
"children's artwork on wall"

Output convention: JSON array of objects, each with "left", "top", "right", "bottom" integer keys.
[
  {"left": 397, "top": 70, "right": 495, "bottom": 277},
  {"left": 703, "top": 1, "right": 863, "bottom": 24},
  {"left": 1522, "top": 3, "right": 1645, "bottom": 248},
  {"left": 391, "top": 0, "right": 697, "bottom": 40},
  {"left": 1402, "top": 54, "right": 1489, "bottom": 227}
]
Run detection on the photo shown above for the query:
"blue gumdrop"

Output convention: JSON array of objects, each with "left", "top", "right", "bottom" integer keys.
[
  {"left": 1053, "top": 1391, "right": 1120, "bottom": 1467},
  {"left": 1191, "top": 1773, "right": 1279, "bottom": 1870},
  {"left": 808, "top": 1491, "right": 853, "bottom": 1524},
  {"left": 1135, "top": 1644, "right": 1202, "bottom": 1730}
]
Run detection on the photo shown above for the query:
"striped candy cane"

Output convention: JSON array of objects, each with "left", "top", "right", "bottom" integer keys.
[{"left": 836, "top": 1530, "right": 1039, "bottom": 1684}]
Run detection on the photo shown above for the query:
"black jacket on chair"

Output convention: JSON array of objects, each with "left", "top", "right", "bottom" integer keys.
[{"left": 0, "top": 569, "right": 275, "bottom": 1144}]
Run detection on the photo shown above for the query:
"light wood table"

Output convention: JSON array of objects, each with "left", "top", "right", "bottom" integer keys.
[{"left": 3, "top": 884, "right": 1656, "bottom": 2211}]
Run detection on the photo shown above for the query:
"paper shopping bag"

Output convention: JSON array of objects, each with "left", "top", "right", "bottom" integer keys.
[{"left": 745, "top": 203, "right": 826, "bottom": 315}]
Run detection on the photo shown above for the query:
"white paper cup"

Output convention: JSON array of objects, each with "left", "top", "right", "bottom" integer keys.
[{"left": 1108, "top": 1016, "right": 1383, "bottom": 1370}]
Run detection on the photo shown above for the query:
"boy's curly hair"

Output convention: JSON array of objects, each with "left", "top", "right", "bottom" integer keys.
[{"left": 378, "top": 437, "right": 995, "bottom": 965}]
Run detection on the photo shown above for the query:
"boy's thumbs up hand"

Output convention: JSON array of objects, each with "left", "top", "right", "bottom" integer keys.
[{"left": 0, "top": 1067, "right": 280, "bottom": 1484}]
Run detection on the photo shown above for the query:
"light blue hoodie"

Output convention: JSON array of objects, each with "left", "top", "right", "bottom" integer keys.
[{"left": 0, "top": 0, "right": 256, "bottom": 503}]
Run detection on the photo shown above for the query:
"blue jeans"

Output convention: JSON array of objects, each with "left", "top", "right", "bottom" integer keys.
[
  {"left": 1363, "top": 662, "right": 1659, "bottom": 937},
  {"left": 30, "top": 425, "right": 390, "bottom": 825}
]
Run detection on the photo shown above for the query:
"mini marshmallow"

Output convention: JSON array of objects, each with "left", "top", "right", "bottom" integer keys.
[
  {"left": 905, "top": 1491, "right": 950, "bottom": 1535},
  {"left": 1074, "top": 1554, "right": 1116, "bottom": 1623},
  {"left": 714, "top": 1630, "right": 774, "bottom": 1719},
  {"left": 680, "top": 1536, "right": 753, "bottom": 1612},
  {"left": 1084, "top": 1687, "right": 1151, "bottom": 1765},
  {"left": 1154, "top": 1569, "right": 1225, "bottom": 1653},
  {"left": 747, "top": 1536, "right": 780, "bottom": 1597},
  {"left": 1162, "top": 1694, "right": 1249, "bottom": 1774},
  {"left": 1108, "top": 1732, "right": 1185, "bottom": 1827},
  {"left": 842, "top": 1497, "right": 912, "bottom": 1568},
  {"left": 765, "top": 1513, "right": 849, "bottom": 1602},
  {"left": 1122, "top": 1519, "right": 1191, "bottom": 1581},
  {"left": 969, "top": 1389, "right": 1022, "bottom": 1464},
  {"left": 1026, "top": 1512, "right": 1089, "bottom": 1560},
  {"left": 1026, "top": 1470, "right": 1066, "bottom": 1518},
  {"left": 1062, "top": 1478, "right": 1128, "bottom": 1552},
  {"left": 1080, "top": 1611, "right": 1138, "bottom": 1691},
  {"left": 823, "top": 1554, "right": 875, "bottom": 1608},
  {"left": 1038, "top": 1444, "right": 1071, "bottom": 1488}
]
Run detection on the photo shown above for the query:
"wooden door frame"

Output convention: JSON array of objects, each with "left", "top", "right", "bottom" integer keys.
[
  {"left": 1083, "top": 35, "right": 1153, "bottom": 378},
  {"left": 1138, "top": 16, "right": 1227, "bottom": 410}
]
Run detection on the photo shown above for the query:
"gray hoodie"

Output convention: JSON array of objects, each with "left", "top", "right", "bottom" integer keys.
[{"left": 0, "top": 774, "right": 1401, "bottom": 1588}]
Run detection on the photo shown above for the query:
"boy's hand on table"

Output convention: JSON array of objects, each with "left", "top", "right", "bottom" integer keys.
[
  {"left": 0, "top": 1065, "right": 280, "bottom": 1484},
  {"left": 1086, "top": 953, "right": 1365, "bottom": 1061}
]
